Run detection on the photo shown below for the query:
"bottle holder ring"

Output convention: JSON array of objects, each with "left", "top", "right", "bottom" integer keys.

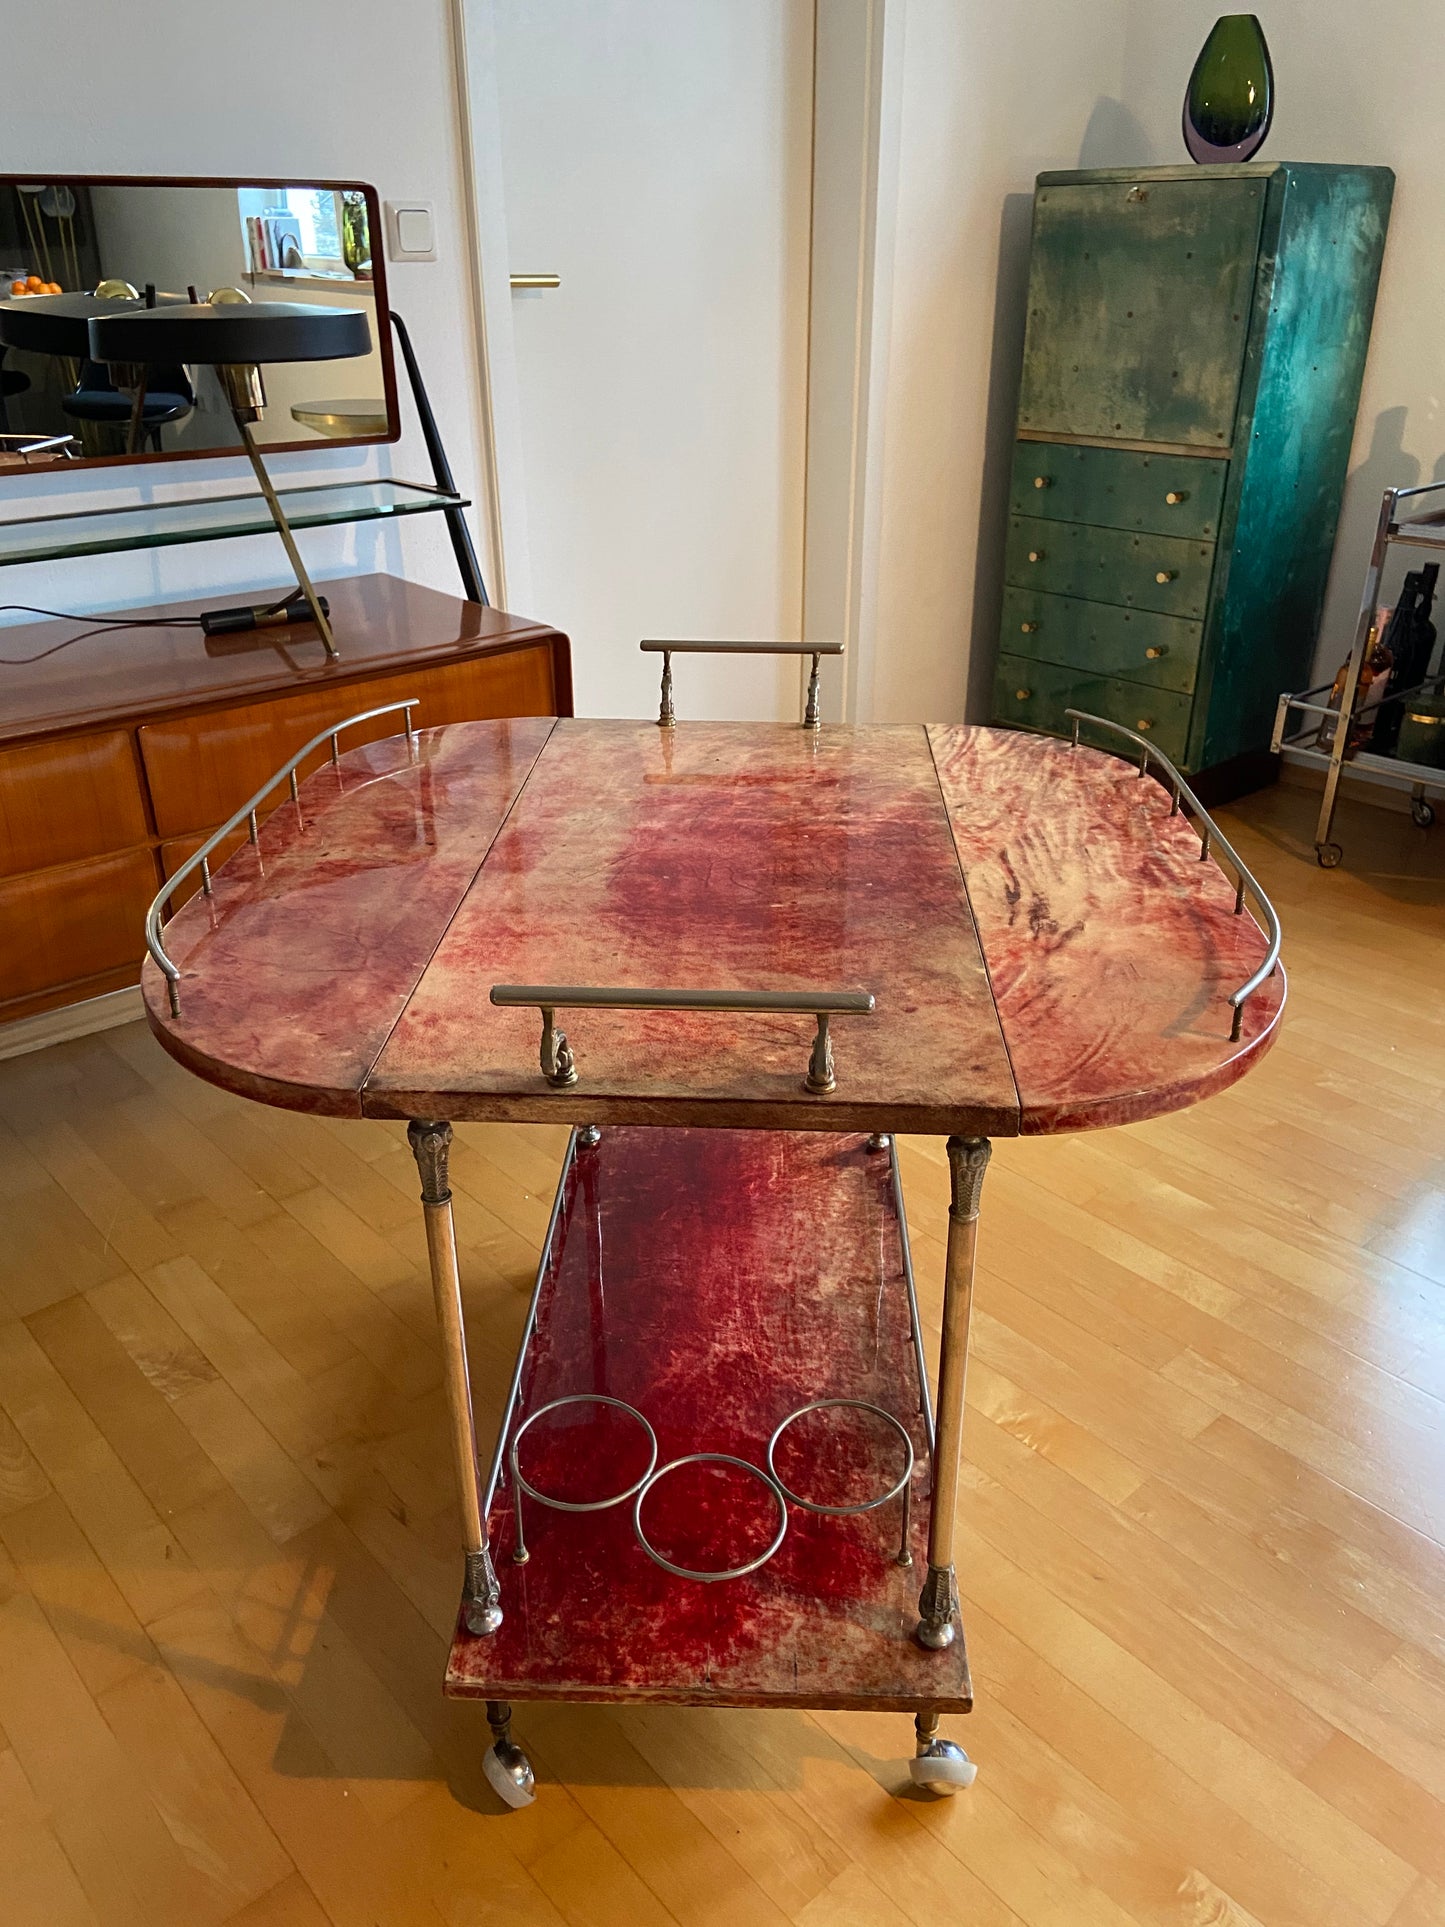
[
  {"left": 509, "top": 1393, "right": 658, "bottom": 1565},
  {"left": 766, "top": 1398, "right": 914, "bottom": 1514},
  {"left": 632, "top": 1453, "right": 789, "bottom": 1583},
  {"left": 767, "top": 1398, "right": 915, "bottom": 1566}
]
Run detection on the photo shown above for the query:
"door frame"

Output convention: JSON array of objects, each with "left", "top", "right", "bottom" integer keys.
[{"left": 450, "top": 0, "right": 902, "bottom": 719}]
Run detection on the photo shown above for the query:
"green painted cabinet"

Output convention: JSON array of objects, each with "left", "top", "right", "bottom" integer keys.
[{"left": 993, "top": 163, "right": 1393, "bottom": 787}]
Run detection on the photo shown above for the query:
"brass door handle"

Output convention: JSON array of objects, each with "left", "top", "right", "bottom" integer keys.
[
  {"left": 1145, "top": 646, "right": 1168, "bottom": 660},
  {"left": 1033, "top": 475, "right": 1051, "bottom": 489},
  {"left": 1020, "top": 621, "right": 1038, "bottom": 633},
  {"left": 1136, "top": 718, "right": 1154, "bottom": 731},
  {"left": 1165, "top": 490, "right": 1188, "bottom": 505},
  {"left": 1027, "top": 549, "right": 1045, "bottom": 562},
  {"left": 1155, "top": 570, "right": 1176, "bottom": 584},
  {"left": 1015, "top": 687, "right": 1032, "bottom": 701},
  {"left": 510, "top": 273, "right": 561, "bottom": 290}
]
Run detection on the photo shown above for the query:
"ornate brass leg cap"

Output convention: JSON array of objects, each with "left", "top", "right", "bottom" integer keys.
[
  {"left": 915, "top": 1562, "right": 957, "bottom": 1650},
  {"left": 463, "top": 1545, "right": 504, "bottom": 1636}
]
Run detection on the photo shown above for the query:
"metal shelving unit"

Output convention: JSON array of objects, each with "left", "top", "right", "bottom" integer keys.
[{"left": 1273, "top": 481, "right": 1445, "bottom": 866}]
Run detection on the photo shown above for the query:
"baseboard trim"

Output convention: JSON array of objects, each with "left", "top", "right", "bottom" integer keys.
[{"left": 0, "top": 985, "right": 146, "bottom": 1062}]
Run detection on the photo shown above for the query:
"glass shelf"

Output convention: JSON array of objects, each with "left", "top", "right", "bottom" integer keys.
[{"left": 0, "top": 478, "right": 466, "bottom": 568}]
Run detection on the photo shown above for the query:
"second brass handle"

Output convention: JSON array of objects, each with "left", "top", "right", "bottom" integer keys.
[
  {"left": 510, "top": 273, "right": 562, "bottom": 290},
  {"left": 1145, "top": 646, "right": 1168, "bottom": 660},
  {"left": 1155, "top": 570, "right": 1177, "bottom": 584},
  {"left": 1165, "top": 490, "right": 1188, "bottom": 505}
]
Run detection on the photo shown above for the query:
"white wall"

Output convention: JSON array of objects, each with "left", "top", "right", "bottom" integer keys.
[
  {"left": 866, "top": 0, "right": 1129, "bottom": 723},
  {"left": 1116, "top": 1, "right": 1440, "bottom": 680},
  {"left": 0, "top": 0, "right": 494, "bottom": 623}
]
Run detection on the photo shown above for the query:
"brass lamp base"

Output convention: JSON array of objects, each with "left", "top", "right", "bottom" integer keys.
[{"left": 231, "top": 409, "right": 339, "bottom": 661}]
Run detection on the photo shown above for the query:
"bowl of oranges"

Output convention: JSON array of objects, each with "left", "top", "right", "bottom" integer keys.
[{"left": 9, "top": 275, "right": 63, "bottom": 297}]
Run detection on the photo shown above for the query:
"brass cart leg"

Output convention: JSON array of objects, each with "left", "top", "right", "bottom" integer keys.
[
  {"left": 408, "top": 1120, "right": 503, "bottom": 1636},
  {"left": 916, "top": 1135, "right": 991, "bottom": 1650}
]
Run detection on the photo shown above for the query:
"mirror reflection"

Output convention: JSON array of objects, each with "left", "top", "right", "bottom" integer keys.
[{"left": 0, "top": 178, "right": 394, "bottom": 470}]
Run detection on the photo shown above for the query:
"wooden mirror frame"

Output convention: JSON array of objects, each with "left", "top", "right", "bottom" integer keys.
[{"left": 0, "top": 173, "right": 399, "bottom": 476}]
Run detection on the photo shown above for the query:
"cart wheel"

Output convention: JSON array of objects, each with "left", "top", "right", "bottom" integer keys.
[
  {"left": 1411, "top": 798, "right": 1436, "bottom": 829},
  {"left": 483, "top": 1738, "right": 536, "bottom": 1809},
  {"left": 1315, "top": 842, "right": 1343, "bottom": 869},
  {"left": 908, "top": 1738, "right": 977, "bottom": 1795}
]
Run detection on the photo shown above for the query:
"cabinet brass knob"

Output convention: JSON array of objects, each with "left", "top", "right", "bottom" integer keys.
[
  {"left": 1020, "top": 621, "right": 1038, "bottom": 633},
  {"left": 1145, "top": 645, "right": 1167, "bottom": 660},
  {"left": 1015, "top": 688, "right": 1032, "bottom": 701},
  {"left": 1155, "top": 570, "right": 1176, "bottom": 584},
  {"left": 1165, "top": 491, "right": 1188, "bottom": 505},
  {"left": 1027, "top": 549, "right": 1044, "bottom": 562},
  {"left": 1137, "top": 718, "right": 1154, "bottom": 732},
  {"left": 1033, "top": 475, "right": 1051, "bottom": 489}
]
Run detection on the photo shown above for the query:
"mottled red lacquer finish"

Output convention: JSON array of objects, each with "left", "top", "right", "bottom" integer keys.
[
  {"left": 447, "top": 1127, "right": 971, "bottom": 1711},
  {"left": 140, "top": 719, "right": 556, "bottom": 1114},
  {"left": 928, "top": 725, "right": 1285, "bottom": 1133},
  {"left": 143, "top": 717, "right": 1283, "bottom": 1136},
  {"left": 365, "top": 721, "right": 1019, "bottom": 1134}
]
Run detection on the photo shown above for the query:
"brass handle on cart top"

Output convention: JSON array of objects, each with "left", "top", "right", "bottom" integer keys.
[
  {"left": 1032, "top": 474, "right": 1051, "bottom": 489},
  {"left": 1155, "top": 570, "right": 1176, "bottom": 584},
  {"left": 1027, "top": 548, "right": 1045, "bottom": 562},
  {"left": 1145, "top": 646, "right": 1167, "bottom": 660},
  {"left": 489, "top": 983, "right": 876, "bottom": 1095},
  {"left": 1165, "top": 490, "right": 1188, "bottom": 505},
  {"left": 640, "top": 636, "right": 845, "bottom": 731}
]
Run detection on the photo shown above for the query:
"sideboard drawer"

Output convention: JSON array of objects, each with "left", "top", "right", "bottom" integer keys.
[
  {"left": 1006, "top": 514, "right": 1214, "bottom": 620},
  {"left": 994, "top": 652, "right": 1193, "bottom": 764},
  {"left": 1000, "top": 587, "right": 1201, "bottom": 694},
  {"left": 140, "top": 644, "right": 559, "bottom": 838},
  {"left": 0, "top": 845, "right": 160, "bottom": 1009},
  {"left": 1010, "top": 440, "right": 1227, "bottom": 539},
  {"left": 0, "top": 729, "right": 149, "bottom": 878}
]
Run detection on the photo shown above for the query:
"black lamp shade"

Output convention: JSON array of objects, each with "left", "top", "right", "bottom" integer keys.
[
  {"left": 0, "top": 290, "right": 185, "bottom": 358},
  {"left": 87, "top": 301, "right": 372, "bottom": 365}
]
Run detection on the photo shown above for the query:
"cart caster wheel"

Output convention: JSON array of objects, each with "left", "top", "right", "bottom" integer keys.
[
  {"left": 483, "top": 1739, "right": 536, "bottom": 1808},
  {"left": 1411, "top": 798, "right": 1435, "bottom": 829},
  {"left": 909, "top": 1739, "right": 977, "bottom": 1795},
  {"left": 1315, "top": 842, "right": 1343, "bottom": 869}
]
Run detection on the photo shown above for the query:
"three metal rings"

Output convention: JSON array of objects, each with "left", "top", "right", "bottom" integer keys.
[{"left": 510, "top": 1394, "right": 913, "bottom": 1582}]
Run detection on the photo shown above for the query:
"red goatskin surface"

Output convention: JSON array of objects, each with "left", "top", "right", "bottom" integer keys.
[{"left": 446, "top": 1127, "right": 972, "bottom": 1712}]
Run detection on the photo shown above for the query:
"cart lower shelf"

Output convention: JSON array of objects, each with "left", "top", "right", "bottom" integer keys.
[{"left": 446, "top": 1127, "right": 971, "bottom": 1716}]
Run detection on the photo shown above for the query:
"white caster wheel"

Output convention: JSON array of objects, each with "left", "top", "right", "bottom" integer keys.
[
  {"left": 909, "top": 1739, "right": 977, "bottom": 1794},
  {"left": 483, "top": 1739, "right": 536, "bottom": 1808}
]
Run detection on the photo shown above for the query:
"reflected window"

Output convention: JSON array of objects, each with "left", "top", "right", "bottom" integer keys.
[{"left": 284, "top": 188, "right": 342, "bottom": 263}]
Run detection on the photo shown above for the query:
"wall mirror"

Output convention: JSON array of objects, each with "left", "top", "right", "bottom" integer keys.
[{"left": 0, "top": 175, "right": 398, "bottom": 473}]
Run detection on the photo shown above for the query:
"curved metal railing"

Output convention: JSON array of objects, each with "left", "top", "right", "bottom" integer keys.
[
  {"left": 1065, "top": 710, "right": 1281, "bottom": 1042},
  {"left": 144, "top": 699, "right": 419, "bottom": 1018}
]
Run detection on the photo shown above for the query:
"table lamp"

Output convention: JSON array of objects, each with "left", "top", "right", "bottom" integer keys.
[{"left": 89, "top": 296, "right": 372, "bottom": 660}]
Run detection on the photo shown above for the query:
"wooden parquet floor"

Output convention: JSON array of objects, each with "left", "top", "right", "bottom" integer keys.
[{"left": 0, "top": 781, "right": 1442, "bottom": 1927}]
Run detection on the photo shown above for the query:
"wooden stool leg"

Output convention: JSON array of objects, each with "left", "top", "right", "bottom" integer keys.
[
  {"left": 408, "top": 1119, "right": 502, "bottom": 1636},
  {"left": 916, "top": 1135, "right": 990, "bottom": 1650}
]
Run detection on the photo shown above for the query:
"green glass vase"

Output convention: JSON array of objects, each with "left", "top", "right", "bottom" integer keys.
[{"left": 1183, "top": 14, "right": 1274, "bottom": 164}]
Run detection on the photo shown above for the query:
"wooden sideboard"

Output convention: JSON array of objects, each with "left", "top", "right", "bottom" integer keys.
[{"left": 0, "top": 572, "right": 572, "bottom": 1024}]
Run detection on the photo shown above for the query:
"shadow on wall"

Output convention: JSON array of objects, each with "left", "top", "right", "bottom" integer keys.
[
  {"left": 964, "top": 191, "right": 1032, "bottom": 723},
  {"left": 1077, "top": 97, "right": 1156, "bottom": 169},
  {"left": 1318, "top": 405, "right": 1445, "bottom": 673}
]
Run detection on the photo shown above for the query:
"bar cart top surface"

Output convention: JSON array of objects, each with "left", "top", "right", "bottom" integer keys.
[{"left": 141, "top": 716, "right": 1283, "bottom": 1137}]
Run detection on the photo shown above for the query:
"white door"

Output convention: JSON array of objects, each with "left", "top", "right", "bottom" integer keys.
[{"left": 471, "top": 0, "right": 815, "bottom": 721}]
